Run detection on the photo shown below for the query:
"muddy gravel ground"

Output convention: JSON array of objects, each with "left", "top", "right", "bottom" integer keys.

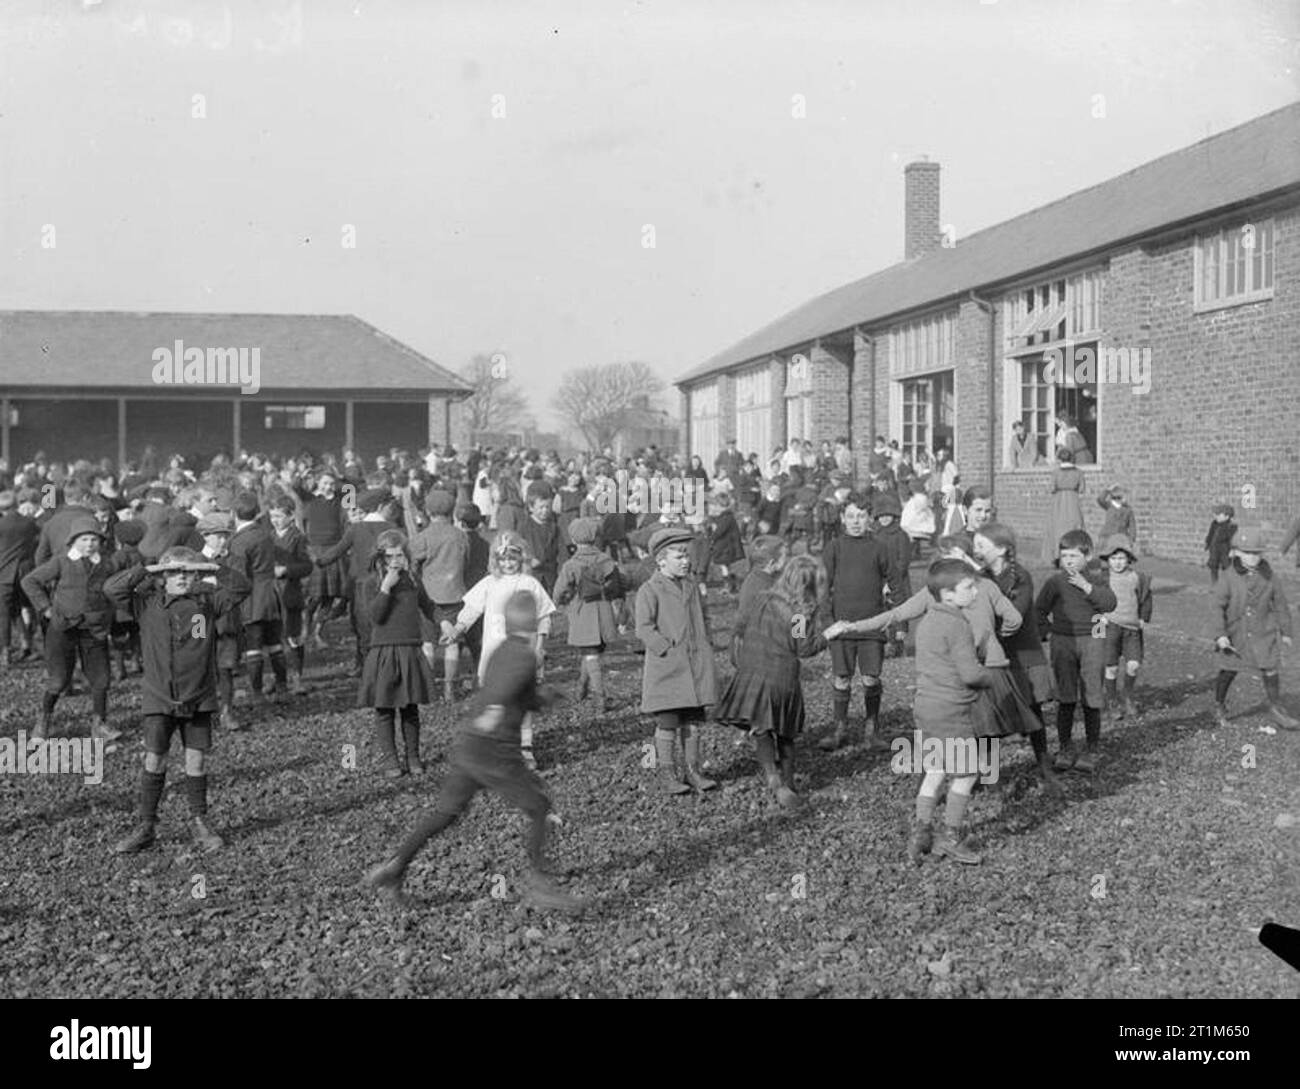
[{"left": 1, "top": 557, "right": 1297, "bottom": 999}]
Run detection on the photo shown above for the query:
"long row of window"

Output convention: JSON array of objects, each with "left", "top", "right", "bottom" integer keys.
[{"left": 687, "top": 217, "right": 1276, "bottom": 470}]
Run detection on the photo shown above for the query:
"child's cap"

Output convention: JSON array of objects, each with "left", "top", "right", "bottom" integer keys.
[
  {"left": 872, "top": 492, "right": 902, "bottom": 517},
  {"left": 196, "top": 511, "right": 233, "bottom": 535},
  {"left": 1099, "top": 534, "right": 1137, "bottom": 561},
  {"left": 66, "top": 514, "right": 108, "bottom": 542},
  {"left": 1212, "top": 502, "right": 1235, "bottom": 517},
  {"left": 493, "top": 531, "right": 528, "bottom": 557},
  {"left": 147, "top": 546, "right": 219, "bottom": 574},
  {"left": 113, "top": 520, "right": 145, "bottom": 546},
  {"left": 1231, "top": 527, "right": 1266, "bottom": 554},
  {"left": 649, "top": 526, "right": 693, "bottom": 557},
  {"left": 425, "top": 489, "right": 456, "bottom": 517},
  {"left": 567, "top": 517, "right": 599, "bottom": 545},
  {"left": 525, "top": 481, "right": 553, "bottom": 502},
  {"left": 358, "top": 488, "right": 388, "bottom": 513},
  {"left": 454, "top": 501, "right": 482, "bottom": 527}
]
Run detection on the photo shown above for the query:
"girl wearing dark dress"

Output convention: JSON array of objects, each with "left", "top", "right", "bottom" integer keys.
[
  {"left": 1041, "top": 447, "right": 1086, "bottom": 564},
  {"left": 358, "top": 529, "right": 438, "bottom": 778},
  {"left": 714, "top": 556, "right": 831, "bottom": 808}
]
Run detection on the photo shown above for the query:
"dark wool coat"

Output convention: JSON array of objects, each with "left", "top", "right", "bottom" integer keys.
[
  {"left": 1204, "top": 518, "right": 1237, "bottom": 572},
  {"left": 874, "top": 521, "right": 913, "bottom": 591},
  {"left": 137, "top": 501, "right": 178, "bottom": 562},
  {"left": 1213, "top": 559, "right": 1292, "bottom": 673},
  {"left": 553, "top": 545, "right": 624, "bottom": 648},
  {"left": 22, "top": 552, "right": 132, "bottom": 635},
  {"left": 103, "top": 563, "right": 251, "bottom": 716},
  {"left": 708, "top": 510, "right": 745, "bottom": 567},
  {"left": 635, "top": 570, "right": 716, "bottom": 713},
  {"left": 715, "top": 591, "right": 830, "bottom": 738},
  {"left": 0, "top": 511, "right": 38, "bottom": 589},
  {"left": 316, "top": 519, "right": 397, "bottom": 586},
  {"left": 271, "top": 524, "right": 314, "bottom": 611},
  {"left": 822, "top": 533, "right": 904, "bottom": 638},
  {"left": 912, "top": 601, "right": 994, "bottom": 741},
  {"left": 228, "top": 520, "right": 280, "bottom": 624}
]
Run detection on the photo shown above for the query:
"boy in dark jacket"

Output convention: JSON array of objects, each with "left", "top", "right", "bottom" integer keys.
[
  {"left": 411, "top": 489, "right": 469, "bottom": 701},
  {"left": 819, "top": 493, "right": 907, "bottom": 752},
  {"left": 228, "top": 492, "right": 285, "bottom": 704},
  {"left": 109, "top": 520, "right": 145, "bottom": 680},
  {"left": 1204, "top": 503, "right": 1236, "bottom": 584},
  {"left": 363, "top": 591, "right": 582, "bottom": 912},
  {"left": 707, "top": 493, "right": 745, "bottom": 594},
  {"left": 268, "top": 496, "right": 313, "bottom": 695},
  {"left": 107, "top": 546, "right": 251, "bottom": 854},
  {"left": 520, "top": 493, "right": 564, "bottom": 595},
  {"left": 1096, "top": 484, "right": 1137, "bottom": 545},
  {"left": 871, "top": 491, "right": 913, "bottom": 658},
  {"left": 0, "top": 489, "right": 39, "bottom": 670},
  {"left": 21, "top": 514, "right": 128, "bottom": 742},
  {"left": 1035, "top": 529, "right": 1118, "bottom": 772},
  {"left": 1212, "top": 528, "right": 1297, "bottom": 730}
]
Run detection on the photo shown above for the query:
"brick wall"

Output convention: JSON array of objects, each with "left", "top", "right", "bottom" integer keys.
[
  {"left": 810, "top": 342, "right": 850, "bottom": 448},
  {"left": 955, "top": 298, "right": 994, "bottom": 489},
  {"left": 904, "top": 160, "right": 942, "bottom": 261}
]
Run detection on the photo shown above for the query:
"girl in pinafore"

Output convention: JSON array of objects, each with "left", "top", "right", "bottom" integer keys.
[
  {"left": 1040, "top": 446, "right": 1086, "bottom": 564},
  {"left": 552, "top": 517, "right": 625, "bottom": 713},
  {"left": 359, "top": 529, "right": 439, "bottom": 778},
  {"left": 714, "top": 556, "right": 830, "bottom": 808},
  {"left": 443, "top": 531, "right": 555, "bottom": 767},
  {"left": 635, "top": 526, "right": 717, "bottom": 796}
]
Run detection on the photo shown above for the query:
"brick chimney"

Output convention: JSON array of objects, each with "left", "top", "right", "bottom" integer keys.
[{"left": 904, "top": 157, "right": 941, "bottom": 260}]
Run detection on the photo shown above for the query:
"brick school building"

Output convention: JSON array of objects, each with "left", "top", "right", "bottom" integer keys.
[
  {"left": 0, "top": 312, "right": 471, "bottom": 466},
  {"left": 676, "top": 103, "right": 1300, "bottom": 563}
]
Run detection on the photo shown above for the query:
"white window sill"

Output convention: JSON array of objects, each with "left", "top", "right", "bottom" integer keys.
[{"left": 1193, "top": 289, "right": 1274, "bottom": 315}]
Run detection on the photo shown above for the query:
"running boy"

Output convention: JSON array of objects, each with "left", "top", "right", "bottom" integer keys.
[{"left": 362, "top": 591, "right": 582, "bottom": 911}]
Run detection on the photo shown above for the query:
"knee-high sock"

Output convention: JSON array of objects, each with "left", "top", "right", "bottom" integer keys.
[
  {"left": 138, "top": 769, "right": 166, "bottom": 822},
  {"left": 1214, "top": 669, "right": 1235, "bottom": 705},
  {"left": 1057, "top": 703, "right": 1076, "bottom": 749},
  {"left": 267, "top": 644, "right": 288, "bottom": 685},
  {"left": 1083, "top": 706, "right": 1101, "bottom": 748},
  {"left": 832, "top": 686, "right": 850, "bottom": 723},
  {"left": 863, "top": 682, "right": 882, "bottom": 727},
  {"left": 185, "top": 774, "right": 209, "bottom": 816}
]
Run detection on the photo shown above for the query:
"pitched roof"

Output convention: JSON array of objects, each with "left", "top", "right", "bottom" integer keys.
[
  {"left": 0, "top": 311, "right": 471, "bottom": 393},
  {"left": 678, "top": 100, "right": 1300, "bottom": 387}
]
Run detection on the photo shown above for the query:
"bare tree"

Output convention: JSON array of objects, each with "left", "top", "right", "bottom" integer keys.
[
  {"left": 459, "top": 353, "right": 532, "bottom": 434},
  {"left": 552, "top": 361, "right": 664, "bottom": 451}
]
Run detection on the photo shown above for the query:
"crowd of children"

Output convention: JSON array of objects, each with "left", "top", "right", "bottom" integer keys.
[{"left": 1, "top": 437, "right": 1297, "bottom": 903}]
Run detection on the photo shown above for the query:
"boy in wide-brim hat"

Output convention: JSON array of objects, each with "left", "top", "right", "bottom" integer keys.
[
  {"left": 1095, "top": 533, "right": 1152, "bottom": 723},
  {"left": 105, "top": 546, "right": 250, "bottom": 854},
  {"left": 1211, "top": 527, "right": 1298, "bottom": 730},
  {"left": 20, "top": 514, "right": 128, "bottom": 743}
]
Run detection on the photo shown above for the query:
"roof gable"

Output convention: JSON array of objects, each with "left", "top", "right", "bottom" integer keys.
[{"left": 678, "top": 101, "right": 1300, "bottom": 386}]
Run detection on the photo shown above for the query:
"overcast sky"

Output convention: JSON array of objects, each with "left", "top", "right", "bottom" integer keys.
[{"left": 2, "top": 0, "right": 1296, "bottom": 428}]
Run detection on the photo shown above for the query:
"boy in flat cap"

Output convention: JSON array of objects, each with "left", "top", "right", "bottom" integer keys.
[
  {"left": 1094, "top": 534, "right": 1151, "bottom": 723},
  {"left": 106, "top": 546, "right": 251, "bottom": 853},
  {"left": 1212, "top": 527, "right": 1298, "bottom": 730},
  {"left": 22, "top": 514, "right": 129, "bottom": 742},
  {"left": 635, "top": 525, "right": 717, "bottom": 795}
]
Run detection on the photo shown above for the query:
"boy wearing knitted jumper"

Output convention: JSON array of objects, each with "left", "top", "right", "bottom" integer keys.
[{"left": 1035, "top": 530, "right": 1118, "bottom": 772}]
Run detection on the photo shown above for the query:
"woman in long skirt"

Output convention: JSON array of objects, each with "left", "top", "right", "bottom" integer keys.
[{"left": 1041, "top": 447, "right": 1085, "bottom": 564}]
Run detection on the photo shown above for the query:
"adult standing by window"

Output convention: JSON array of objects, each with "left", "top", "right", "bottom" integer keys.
[
  {"left": 1008, "top": 420, "right": 1039, "bottom": 469},
  {"left": 714, "top": 438, "right": 744, "bottom": 483},
  {"left": 1054, "top": 414, "right": 1093, "bottom": 465}
]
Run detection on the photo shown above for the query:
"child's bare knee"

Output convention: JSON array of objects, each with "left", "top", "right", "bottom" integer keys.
[
  {"left": 862, "top": 675, "right": 881, "bottom": 688},
  {"left": 143, "top": 752, "right": 167, "bottom": 774},
  {"left": 832, "top": 676, "right": 851, "bottom": 691},
  {"left": 1104, "top": 666, "right": 1118, "bottom": 680},
  {"left": 1125, "top": 661, "right": 1140, "bottom": 676},
  {"left": 184, "top": 748, "right": 206, "bottom": 776}
]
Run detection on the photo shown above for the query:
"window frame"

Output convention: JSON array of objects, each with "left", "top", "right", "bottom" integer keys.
[{"left": 1193, "top": 218, "right": 1275, "bottom": 312}]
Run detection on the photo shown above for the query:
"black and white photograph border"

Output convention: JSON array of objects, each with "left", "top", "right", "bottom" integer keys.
[{"left": 1, "top": 0, "right": 1298, "bottom": 1028}]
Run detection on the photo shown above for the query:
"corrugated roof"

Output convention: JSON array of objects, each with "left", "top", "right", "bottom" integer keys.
[
  {"left": 0, "top": 311, "right": 471, "bottom": 393},
  {"left": 678, "top": 101, "right": 1300, "bottom": 387}
]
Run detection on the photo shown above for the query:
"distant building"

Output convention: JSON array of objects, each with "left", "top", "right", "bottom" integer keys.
[
  {"left": 615, "top": 395, "right": 682, "bottom": 459},
  {"left": 676, "top": 103, "right": 1300, "bottom": 561},
  {"left": 0, "top": 312, "right": 471, "bottom": 467}
]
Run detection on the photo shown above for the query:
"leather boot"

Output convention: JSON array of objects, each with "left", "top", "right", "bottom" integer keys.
[
  {"left": 818, "top": 721, "right": 849, "bottom": 752},
  {"left": 755, "top": 733, "right": 781, "bottom": 793},
  {"left": 91, "top": 719, "right": 123, "bottom": 743},
  {"left": 375, "top": 713, "right": 404, "bottom": 778},
  {"left": 114, "top": 822, "right": 156, "bottom": 854},
  {"left": 526, "top": 868, "right": 585, "bottom": 913},
  {"left": 362, "top": 856, "right": 413, "bottom": 907},
  {"left": 775, "top": 737, "right": 800, "bottom": 808},
  {"left": 402, "top": 717, "right": 425, "bottom": 774},
  {"left": 191, "top": 816, "right": 224, "bottom": 852},
  {"left": 1264, "top": 673, "right": 1300, "bottom": 730},
  {"left": 907, "top": 817, "right": 933, "bottom": 865},
  {"left": 933, "top": 824, "right": 981, "bottom": 865},
  {"left": 655, "top": 731, "right": 690, "bottom": 796},
  {"left": 682, "top": 727, "right": 717, "bottom": 792}
]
